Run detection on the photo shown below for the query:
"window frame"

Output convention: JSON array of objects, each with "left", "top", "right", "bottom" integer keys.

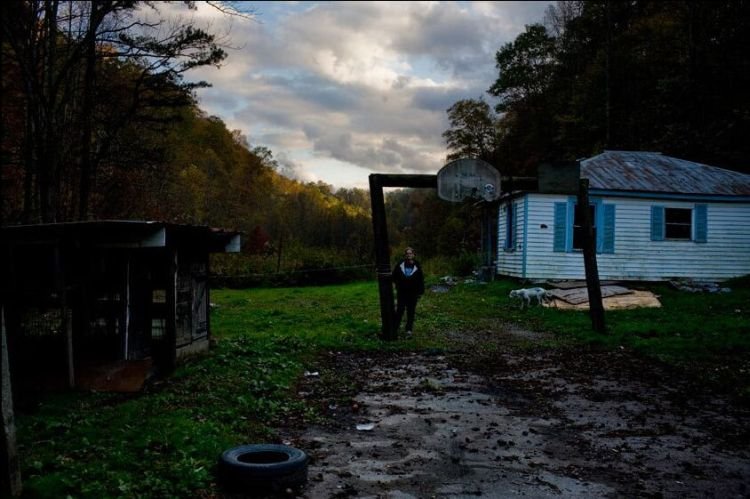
[
  {"left": 664, "top": 207, "right": 692, "bottom": 240},
  {"left": 554, "top": 198, "right": 615, "bottom": 254},
  {"left": 651, "top": 204, "right": 707, "bottom": 243}
]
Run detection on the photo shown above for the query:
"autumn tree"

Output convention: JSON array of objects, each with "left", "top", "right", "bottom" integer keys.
[
  {"left": 442, "top": 99, "right": 501, "bottom": 164},
  {"left": 0, "top": 1, "right": 227, "bottom": 223},
  {"left": 487, "top": 23, "right": 559, "bottom": 174},
  {"left": 476, "top": 1, "right": 750, "bottom": 175}
]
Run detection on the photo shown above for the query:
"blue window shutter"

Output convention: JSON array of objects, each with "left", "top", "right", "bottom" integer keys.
[
  {"left": 553, "top": 202, "right": 567, "bottom": 252},
  {"left": 602, "top": 204, "right": 616, "bottom": 253},
  {"left": 593, "top": 198, "right": 603, "bottom": 253},
  {"left": 650, "top": 206, "right": 664, "bottom": 241},
  {"left": 567, "top": 197, "right": 577, "bottom": 252},
  {"left": 694, "top": 204, "right": 708, "bottom": 243}
]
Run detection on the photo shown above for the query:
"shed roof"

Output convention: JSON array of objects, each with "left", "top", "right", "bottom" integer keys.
[
  {"left": 582, "top": 151, "right": 750, "bottom": 196},
  {"left": 0, "top": 220, "right": 241, "bottom": 252}
]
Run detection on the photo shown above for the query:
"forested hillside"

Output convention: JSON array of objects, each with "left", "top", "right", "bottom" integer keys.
[
  {"left": 2, "top": 1, "right": 748, "bottom": 284},
  {"left": 0, "top": 2, "right": 378, "bottom": 283}
]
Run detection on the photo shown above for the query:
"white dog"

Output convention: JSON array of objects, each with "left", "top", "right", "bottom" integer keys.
[{"left": 509, "top": 287, "right": 552, "bottom": 308}]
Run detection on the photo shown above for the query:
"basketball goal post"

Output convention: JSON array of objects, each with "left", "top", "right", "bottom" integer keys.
[
  {"left": 368, "top": 159, "right": 501, "bottom": 341},
  {"left": 369, "top": 158, "right": 604, "bottom": 341}
]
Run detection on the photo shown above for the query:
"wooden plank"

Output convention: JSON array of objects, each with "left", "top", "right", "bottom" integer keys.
[
  {"left": 547, "top": 290, "right": 661, "bottom": 310},
  {"left": 548, "top": 281, "right": 588, "bottom": 289},
  {"left": 549, "top": 285, "right": 634, "bottom": 305}
]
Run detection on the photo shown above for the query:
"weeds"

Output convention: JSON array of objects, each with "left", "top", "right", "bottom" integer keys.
[{"left": 15, "top": 276, "right": 749, "bottom": 497}]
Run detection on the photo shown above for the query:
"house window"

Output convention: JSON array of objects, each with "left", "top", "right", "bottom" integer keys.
[
  {"left": 665, "top": 208, "right": 691, "bottom": 239},
  {"left": 555, "top": 200, "right": 615, "bottom": 253},
  {"left": 572, "top": 203, "right": 596, "bottom": 250}
]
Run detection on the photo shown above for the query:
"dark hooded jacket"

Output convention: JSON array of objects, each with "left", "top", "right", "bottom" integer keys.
[{"left": 392, "top": 259, "right": 425, "bottom": 297}]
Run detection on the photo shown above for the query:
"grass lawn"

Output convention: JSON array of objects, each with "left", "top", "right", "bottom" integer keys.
[{"left": 14, "top": 276, "right": 750, "bottom": 497}]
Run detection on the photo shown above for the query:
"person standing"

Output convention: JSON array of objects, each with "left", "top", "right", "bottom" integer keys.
[{"left": 392, "top": 247, "right": 425, "bottom": 337}]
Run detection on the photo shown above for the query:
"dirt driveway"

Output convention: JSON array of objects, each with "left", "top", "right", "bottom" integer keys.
[{"left": 280, "top": 327, "right": 750, "bottom": 498}]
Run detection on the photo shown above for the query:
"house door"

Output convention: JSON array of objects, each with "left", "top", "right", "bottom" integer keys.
[{"left": 175, "top": 257, "right": 209, "bottom": 347}]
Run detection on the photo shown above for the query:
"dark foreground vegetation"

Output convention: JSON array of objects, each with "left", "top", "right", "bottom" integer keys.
[{"left": 14, "top": 275, "right": 749, "bottom": 497}]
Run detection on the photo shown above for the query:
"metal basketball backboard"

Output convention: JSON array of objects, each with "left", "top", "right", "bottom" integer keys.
[
  {"left": 538, "top": 161, "right": 581, "bottom": 194},
  {"left": 437, "top": 158, "right": 501, "bottom": 203}
]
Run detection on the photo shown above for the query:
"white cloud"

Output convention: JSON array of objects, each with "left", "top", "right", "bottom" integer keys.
[{"left": 182, "top": 1, "right": 552, "bottom": 188}]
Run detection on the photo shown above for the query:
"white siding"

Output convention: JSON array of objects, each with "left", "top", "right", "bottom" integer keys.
[
  {"left": 497, "top": 193, "right": 750, "bottom": 281},
  {"left": 496, "top": 197, "right": 525, "bottom": 277}
]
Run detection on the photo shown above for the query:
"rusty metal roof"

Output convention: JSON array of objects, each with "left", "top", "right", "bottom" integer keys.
[
  {"left": 581, "top": 151, "right": 750, "bottom": 196},
  {"left": 1, "top": 220, "right": 241, "bottom": 252}
]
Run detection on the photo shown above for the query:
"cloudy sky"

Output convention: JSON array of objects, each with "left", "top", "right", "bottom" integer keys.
[{"left": 176, "top": 1, "right": 552, "bottom": 189}]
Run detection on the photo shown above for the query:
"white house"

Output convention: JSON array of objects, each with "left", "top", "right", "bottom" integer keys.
[{"left": 496, "top": 151, "right": 750, "bottom": 281}]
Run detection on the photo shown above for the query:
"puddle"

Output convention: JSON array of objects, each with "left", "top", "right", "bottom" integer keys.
[{"left": 281, "top": 341, "right": 750, "bottom": 498}]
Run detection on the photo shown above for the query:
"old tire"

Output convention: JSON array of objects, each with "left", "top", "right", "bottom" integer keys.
[{"left": 218, "top": 444, "right": 309, "bottom": 493}]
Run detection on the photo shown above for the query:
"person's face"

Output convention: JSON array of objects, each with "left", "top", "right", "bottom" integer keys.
[{"left": 405, "top": 249, "right": 414, "bottom": 261}]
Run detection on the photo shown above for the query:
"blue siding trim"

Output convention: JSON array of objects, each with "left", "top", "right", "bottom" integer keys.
[
  {"left": 522, "top": 195, "right": 529, "bottom": 278},
  {"left": 651, "top": 206, "right": 665, "bottom": 241},
  {"left": 602, "top": 204, "right": 615, "bottom": 253},
  {"left": 592, "top": 198, "right": 603, "bottom": 253},
  {"left": 503, "top": 201, "right": 519, "bottom": 252},
  {"left": 694, "top": 204, "right": 708, "bottom": 243},
  {"left": 590, "top": 189, "right": 750, "bottom": 203},
  {"left": 566, "top": 196, "right": 576, "bottom": 252},
  {"left": 553, "top": 202, "right": 567, "bottom": 252}
]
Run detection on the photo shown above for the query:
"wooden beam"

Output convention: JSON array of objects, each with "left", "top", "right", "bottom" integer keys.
[
  {"left": 375, "top": 174, "right": 437, "bottom": 189},
  {"left": 164, "top": 249, "right": 178, "bottom": 372},
  {"left": 369, "top": 174, "right": 439, "bottom": 341},
  {"left": 1, "top": 306, "right": 23, "bottom": 497},
  {"left": 369, "top": 175, "right": 396, "bottom": 341},
  {"left": 578, "top": 178, "right": 606, "bottom": 333},
  {"left": 56, "top": 247, "right": 75, "bottom": 388}
]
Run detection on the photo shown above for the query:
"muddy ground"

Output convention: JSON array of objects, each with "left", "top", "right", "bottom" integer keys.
[{"left": 275, "top": 327, "right": 750, "bottom": 498}]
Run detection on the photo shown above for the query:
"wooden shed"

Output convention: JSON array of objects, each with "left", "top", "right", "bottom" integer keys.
[
  {"left": 0, "top": 221, "right": 240, "bottom": 391},
  {"left": 497, "top": 151, "right": 750, "bottom": 281}
]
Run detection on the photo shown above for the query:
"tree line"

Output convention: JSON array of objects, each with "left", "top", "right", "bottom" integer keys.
[
  {"left": 4, "top": 1, "right": 747, "bottom": 283},
  {"left": 443, "top": 0, "right": 750, "bottom": 177},
  {"left": 0, "top": 1, "right": 374, "bottom": 284}
]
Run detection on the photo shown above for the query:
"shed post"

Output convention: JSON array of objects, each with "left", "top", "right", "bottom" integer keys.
[
  {"left": 164, "top": 249, "right": 178, "bottom": 372},
  {"left": 55, "top": 246, "right": 75, "bottom": 388},
  {"left": 578, "top": 179, "right": 606, "bottom": 333},
  {"left": 1, "top": 306, "right": 22, "bottom": 497}
]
